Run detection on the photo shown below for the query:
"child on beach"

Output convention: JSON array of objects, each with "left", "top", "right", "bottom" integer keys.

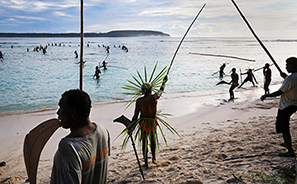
[{"left": 261, "top": 57, "right": 297, "bottom": 157}]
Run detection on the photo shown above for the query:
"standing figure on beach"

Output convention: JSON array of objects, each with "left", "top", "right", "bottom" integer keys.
[
  {"left": 132, "top": 76, "right": 167, "bottom": 168},
  {"left": 93, "top": 66, "right": 101, "bottom": 79},
  {"left": 219, "top": 63, "right": 226, "bottom": 78},
  {"left": 238, "top": 69, "right": 258, "bottom": 88},
  {"left": 0, "top": 51, "right": 3, "bottom": 59},
  {"left": 261, "top": 57, "right": 297, "bottom": 157},
  {"left": 51, "top": 89, "right": 110, "bottom": 184},
  {"left": 263, "top": 63, "right": 272, "bottom": 94},
  {"left": 74, "top": 51, "right": 78, "bottom": 58},
  {"left": 229, "top": 68, "right": 239, "bottom": 101}
]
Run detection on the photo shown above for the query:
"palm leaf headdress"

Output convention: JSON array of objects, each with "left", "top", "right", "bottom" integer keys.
[{"left": 121, "top": 62, "right": 168, "bottom": 109}]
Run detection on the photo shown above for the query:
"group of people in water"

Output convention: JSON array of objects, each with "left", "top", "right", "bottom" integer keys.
[
  {"left": 93, "top": 61, "right": 108, "bottom": 79},
  {"left": 0, "top": 44, "right": 48, "bottom": 60},
  {"left": 217, "top": 62, "right": 272, "bottom": 101},
  {"left": 71, "top": 43, "right": 129, "bottom": 80},
  {"left": 32, "top": 45, "right": 47, "bottom": 54}
]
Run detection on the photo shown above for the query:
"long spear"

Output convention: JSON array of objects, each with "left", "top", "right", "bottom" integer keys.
[
  {"left": 79, "top": 0, "right": 84, "bottom": 90},
  {"left": 230, "top": 0, "right": 283, "bottom": 74},
  {"left": 167, "top": 3, "right": 206, "bottom": 75},
  {"left": 189, "top": 52, "right": 255, "bottom": 62}
]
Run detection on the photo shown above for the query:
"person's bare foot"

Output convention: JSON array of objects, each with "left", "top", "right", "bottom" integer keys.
[{"left": 152, "top": 159, "right": 158, "bottom": 165}]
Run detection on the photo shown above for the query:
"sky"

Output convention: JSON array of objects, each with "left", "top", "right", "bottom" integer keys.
[{"left": 0, "top": 0, "right": 297, "bottom": 38}]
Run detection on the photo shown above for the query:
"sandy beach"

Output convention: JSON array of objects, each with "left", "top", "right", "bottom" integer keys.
[{"left": 0, "top": 86, "right": 296, "bottom": 183}]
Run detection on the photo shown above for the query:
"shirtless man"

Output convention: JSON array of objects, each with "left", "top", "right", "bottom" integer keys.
[
  {"left": 102, "top": 61, "right": 107, "bottom": 70},
  {"left": 132, "top": 76, "right": 167, "bottom": 168},
  {"left": 229, "top": 68, "right": 239, "bottom": 101},
  {"left": 238, "top": 69, "right": 258, "bottom": 88},
  {"left": 263, "top": 63, "right": 272, "bottom": 94},
  {"left": 219, "top": 63, "right": 226, "bottom": 78},
  {"left": 74, "top": 51, "right": 78, "bottom": 58},
  {"left": 93, "top": 66, "right": 101, "bottom": 79}
]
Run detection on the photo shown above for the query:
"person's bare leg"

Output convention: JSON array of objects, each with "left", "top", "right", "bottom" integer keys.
[
  {"left": 150, "top": 133, "right": 157, "bottom": 164},
  {"left": 283, "top": 132, "right": 294, "bottom": 153}
]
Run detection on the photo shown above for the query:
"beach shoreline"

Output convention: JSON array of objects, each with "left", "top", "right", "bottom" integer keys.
[{"left": 0, "top": 84, "right": 296, "bottom": 183}]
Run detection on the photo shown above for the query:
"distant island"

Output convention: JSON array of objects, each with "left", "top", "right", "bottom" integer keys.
[{"left": 0, "top": 30, "right": 170, "bottom": 37}]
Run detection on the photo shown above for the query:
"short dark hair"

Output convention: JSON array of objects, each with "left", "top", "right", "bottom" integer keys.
[
  {"left": 286, "top": 57, "right": 297, "bottom": 67},
  {"left": 61, "top": 89, "right": 92, "bottom": 118}
]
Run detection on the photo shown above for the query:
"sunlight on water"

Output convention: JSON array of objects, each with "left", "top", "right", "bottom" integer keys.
[{"left": 0, "top": 37, "right": 296, "bottom": 114}]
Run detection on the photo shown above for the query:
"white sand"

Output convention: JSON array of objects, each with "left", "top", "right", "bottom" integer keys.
[{"left": 0, "top": 85, "right": 296, "bottom": 183}]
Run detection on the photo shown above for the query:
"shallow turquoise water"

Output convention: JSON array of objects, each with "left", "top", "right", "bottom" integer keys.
[{"left": 0, "top": 36, "right": 296, "bottom": 114}]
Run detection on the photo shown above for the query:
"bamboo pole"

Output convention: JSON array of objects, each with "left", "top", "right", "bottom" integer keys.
[
  {"left": 189, "top": 52, "right": 255, "bottom": 62},
  {"left": 230, "top": 0, "right": 283, "bottom": 74},
  {"left": 167, "top": 3, "right": 206, "bottom": 75},
  {"left": 79, "top": 0, "right": 84, "bottom": 90}
]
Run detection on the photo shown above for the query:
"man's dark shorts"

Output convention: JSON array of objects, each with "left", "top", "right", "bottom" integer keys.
[{"left": 276, "top": 105, "right": 297, "bottom": 133}]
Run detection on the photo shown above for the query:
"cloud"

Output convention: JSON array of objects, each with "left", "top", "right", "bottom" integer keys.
[{"left": 53, "top": 11, "right": 73, "bottom": 18}]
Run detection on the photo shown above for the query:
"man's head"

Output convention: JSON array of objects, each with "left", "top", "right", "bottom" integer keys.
[
  {"left": 265, "top": 63, "right": 270, "bottom": 68},
  {"left": 232, "top": 68, "right": 236, "bottom": 73},
  {"left": 141, "top": 82, "right": 152, "bottom": 95},
  {"left": 286, "top": 57, "right": 297, "bottom": 73},
  {"left": 57, "top": 89, "right": 91, "bottom": 128}
]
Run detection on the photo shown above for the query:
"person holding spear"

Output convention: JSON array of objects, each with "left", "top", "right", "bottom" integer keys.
[
  {"left": 261, "top": 57, "right": 297, "bottom": 157},
  {"left": 231, "top": 0, "right": 297, "bottom": 157},
  {"left": 132, "top": 76, "right": 168, "bottom": 168},
  {"left": 219, "top": 63, "right": 226, "bottom": 78},
  {"left": 238, "top": 68, "right": 258, "bottom": 88},
  {"left": 115, "top": 3, "right": 205, "bottom": 176}
]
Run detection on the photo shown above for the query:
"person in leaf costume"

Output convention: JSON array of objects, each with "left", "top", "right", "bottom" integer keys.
[{"left": 132, "top": 76, "right": 168, "bottom": 168}]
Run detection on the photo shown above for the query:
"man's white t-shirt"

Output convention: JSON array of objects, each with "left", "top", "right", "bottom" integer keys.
[
  {"left": 279, "top": 72, "right": 297, "bottom": 110},
  {"left": 50, "top": 123, "right": 110, "bottom": 184}
]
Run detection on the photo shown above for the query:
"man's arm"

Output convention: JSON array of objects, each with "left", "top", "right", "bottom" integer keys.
[
  {"left": 132, "top": 100, "right": 140, "bottom": 122},
  {"left": 260, "top": 89, "right": 283, "bottom": 101},
  {"left": 280, "top": 72, "right": 287, "bottom": 79}
]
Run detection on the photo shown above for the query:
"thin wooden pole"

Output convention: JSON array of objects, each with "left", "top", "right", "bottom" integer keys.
[
  {"left": 189, "top": 52, "right": 255, "bottom": 62},
  {"left": 79, "top": 0, "right": 84, "bottom": 90},
  {"left": 231, "top": 0, "right": 283, "bottom": 74},
  {"left": 167, "top": 3, "right": 206, "bottom": 75}
]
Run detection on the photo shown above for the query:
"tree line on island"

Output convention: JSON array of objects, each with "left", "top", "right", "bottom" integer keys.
[{"left": 0, "top": 30, "right": 170, "bottom": 37}]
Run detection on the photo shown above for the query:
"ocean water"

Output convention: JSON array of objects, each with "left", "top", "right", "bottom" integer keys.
[{"left": 0, "top": 36, "right": 296, "bottom": 115}]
